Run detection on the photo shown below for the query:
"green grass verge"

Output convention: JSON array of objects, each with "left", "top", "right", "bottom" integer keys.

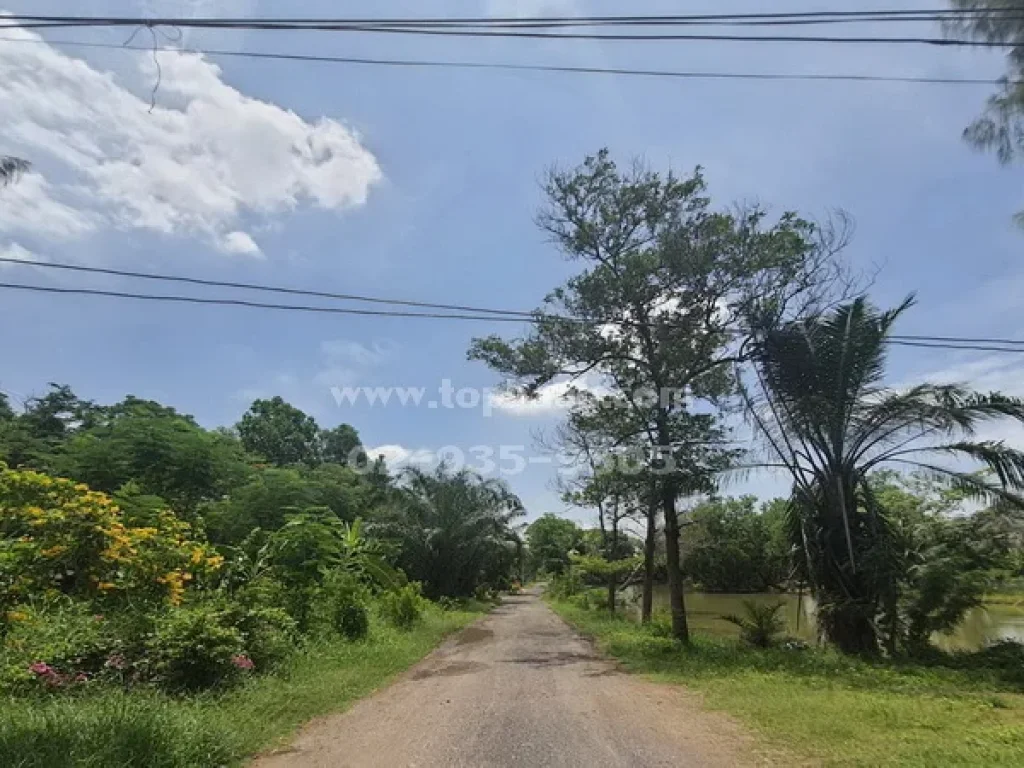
[
  {"left": 549, "top": 599, "right": 1024, "bottom": 767},
  {"left": 0, "top": 606, "right": 482, "bottom": 768}
]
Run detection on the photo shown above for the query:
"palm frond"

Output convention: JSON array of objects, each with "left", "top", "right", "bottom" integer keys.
[{"left": 0, "top": 156, "right": 29, "bottom": 187}]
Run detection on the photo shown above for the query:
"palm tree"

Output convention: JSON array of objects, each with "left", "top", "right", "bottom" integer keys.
[
  {"left": 745, "top": 296, "right": 1024, "bottom": 653},
  {"left": 0, "top": 156, "right": 29, "bottom": 187},
  {"left": 373, "top": 465, "right": 525, "bottom": 599}
]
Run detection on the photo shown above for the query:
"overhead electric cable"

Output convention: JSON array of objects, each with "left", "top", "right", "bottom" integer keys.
[
  {"left": 0, "top": 13, "right": 1018, "bottom": 46},
  {"left": 0, "top": 35, "right": 1014, "bottom": 87}
]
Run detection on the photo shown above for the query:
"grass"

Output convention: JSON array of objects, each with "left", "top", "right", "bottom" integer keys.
[
  {"left": 0, "top": 605, "right": 483, "bottom": 768},
  {"left": 549, "top": 599, "right": 1024, "bottom": 767}
]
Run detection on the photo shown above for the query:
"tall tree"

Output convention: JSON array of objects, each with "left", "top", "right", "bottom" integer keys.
[
  {"left": 747, "top": 296, "right": 1024, "bottom": 653},
  {"left": 525, "top": 514, "right": 583, "bottom": 576},
  {"left": 946, "top": 3, "right": 1024, "bottom": 221},
  {"left": 376, "top": 465, "right": 525, "bottom": 598},
  {"left": 59, "top": 397, "right": 250, "bottom": 515},
  {"left": 319, "top": 423, "right": 363, "bottom": 465},
  {"left": 237, "top": 396, "right": 320, "bottom": 467},
  {"left": 469, "top": 150, "right": 847, "bottom": 641}
]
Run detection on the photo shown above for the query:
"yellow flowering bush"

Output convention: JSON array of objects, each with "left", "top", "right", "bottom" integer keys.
[{"left": 0, "top": 464, "right": 221, "bottom": 609}]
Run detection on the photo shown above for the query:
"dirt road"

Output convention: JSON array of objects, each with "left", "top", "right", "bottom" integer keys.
[{"left": 253, "top": 591, "right": 762, "bottom": 767}]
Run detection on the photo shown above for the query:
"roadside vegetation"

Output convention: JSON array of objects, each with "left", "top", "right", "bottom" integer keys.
[
  {"left": 484, "top": 150, "right": 1024, "bottom": 764},
  {"left": 0, "top": 391, "right": 518, "bottom": 767},
  {"left": 550, "top": 599, "right": 1024, "bottom": 766}
]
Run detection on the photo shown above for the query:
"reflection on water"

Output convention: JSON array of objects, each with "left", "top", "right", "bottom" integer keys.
[{"left": 641, "top": 587, "right": 1024, "bottom": 651}]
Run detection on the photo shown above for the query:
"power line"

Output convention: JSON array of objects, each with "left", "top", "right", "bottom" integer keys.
[
  {"left": 887, "top": 340, "right": 1024, "bottom": 354},
  {"left": 0, "top": 256, "right": 535, "bottom": 317},
  {"left": 6, "top": 8, "right": 1024, "bottom": 28},
  {"left": 3, "top": 277, "right": 1024, "bottom": 356},
  {"left": 892, "top": 333, "right": 1024, "bottom": 347},
  {"left": 5, "top": 257, "right": 1024, "bottom": 350},
  {"left": 0, "top": 14, "right": 1016, "bottom": 46},
  {"left": 0, "top": 281, "right": 536, "bottom": 322},
  {"left": 0, "top": 35, "right": 1013, "bottom": 88}
]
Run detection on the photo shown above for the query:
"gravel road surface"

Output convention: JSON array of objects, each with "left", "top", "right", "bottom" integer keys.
[{"left": 252, "top": 590, "right": 765, "bottom": 767}]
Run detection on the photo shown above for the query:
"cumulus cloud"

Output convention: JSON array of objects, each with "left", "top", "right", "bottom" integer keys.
[
  {"left": 219, "top": 231, "right": 261, "bottom": 256},
  {"left": 0, "top": 23, "right": 381, "bottom": 253},
  {"left": 363, "top": 444, "right": 436, "bottom": 470}
]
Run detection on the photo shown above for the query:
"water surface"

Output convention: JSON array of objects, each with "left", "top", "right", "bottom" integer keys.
[{"left": 640, "top": 587, "right": 1024, "bottom": 651}]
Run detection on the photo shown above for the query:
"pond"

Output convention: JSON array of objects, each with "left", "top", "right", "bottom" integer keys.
[{"left": 639, "top": 586, "right": 1024, "bottom": 651}]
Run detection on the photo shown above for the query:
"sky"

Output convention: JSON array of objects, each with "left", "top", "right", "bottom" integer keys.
[{"left": 2, "top": 0, "right": 1024, "bottom": 524}]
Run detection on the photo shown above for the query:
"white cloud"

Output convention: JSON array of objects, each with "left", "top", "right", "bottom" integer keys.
[
  {"left": 219, "top": 231, "right": 261, "bottom": 256},
  {"left": 364, "top": 444, "right": 436, "bottom": 469},
  {"left": 0, "top": 173, "right": 98, "bottom": 239},
  {"left": 488, "top": 376, "right": 611, "bottom": 416},
  {"left": 0, "top": 24, "right": 381, "bottom": 253},
  {"left": 0, "top": 242, "right": 43, "bottom": 268}
]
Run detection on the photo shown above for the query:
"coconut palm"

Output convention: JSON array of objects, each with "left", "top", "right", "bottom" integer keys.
[
  {"left": 746, "top": 296, "right": 1024, "bottom": 653},
  {"left": 0, "top": 156, "right": 29, "bottom": 187},
  {"left": 373, "top": 464, "right": 525, "bottom": 599}
]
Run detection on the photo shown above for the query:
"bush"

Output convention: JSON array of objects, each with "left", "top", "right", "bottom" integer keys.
[
  {"left": 378, "top": 583, "right": 427, "bottom": 630},
  {"left": 436, "top": 596, "right": 462, "bottom": 612},
  {"left": 221, "top": 604, "right": 296, "bottom": 670},
  {"left": 722, "top": 600, "right": 787, "bottom": 648},
  {"left": 145, "top": 605, "right": 247, "bottom": 691},
  {"left": 320, "top": 572, "right": 370, "bottom": 641},
  {"left": 646, "top": 609, "right": 674, "bottom": 639},
  {"left": 0, "top": 465, "right": 221, "bottom": 608},
  {"left": 0, "top": 599, "right": 111, "bottom": 691},
  {"left": 547, "top": 569, "right": 583, "bottom": 599}
]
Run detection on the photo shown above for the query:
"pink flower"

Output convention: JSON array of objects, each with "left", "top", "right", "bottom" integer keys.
[
  {"left": 74, "top": 672, "right": 89, "bottom": 683},
  {"left": 104, "top": 653, "right": 126, "bottom": 670},
  {"left": 28, "top": 662, "right": 53, "bottom": 676},
  {"left": 230, "top": 654, "right": 255, "bottom": 671}
]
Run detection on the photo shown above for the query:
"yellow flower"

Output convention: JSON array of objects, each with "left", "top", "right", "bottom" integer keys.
[
  {"left": 5, "top": 611, "right": 29, "bottom": 622},
  {"left": 97, "top": 582, "right": 117, "bottom": 592}
]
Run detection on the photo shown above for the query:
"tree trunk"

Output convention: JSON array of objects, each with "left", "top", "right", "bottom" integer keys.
[
  {"left": 825, "top": 607, "right": 877, "bottom": 655},
  {"left": 607, "top": 579, "right": 616, "bottom": 617},
  {"left": 661, "top": 481, "right": 689, "bottom": 643},
  {"left": 641, "top": 501, "right": 657, "bottom": 624}
]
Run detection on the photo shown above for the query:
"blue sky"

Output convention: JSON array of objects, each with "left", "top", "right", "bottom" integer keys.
[{"left": 2, "top": 0, "right": 1023, "bottom": 523}]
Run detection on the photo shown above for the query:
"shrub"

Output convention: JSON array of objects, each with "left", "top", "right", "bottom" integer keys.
[
  {"left": 145, "top": 605, "right": 246, "bottom": 691},
  {"left": 547, "top": 569, "right": 583, "bottom": 599},
  {"left": 436, "top": 596, "right": 462, "bottom": 612},
  {"left": 378, "top": 583, "right": 427, "bottom": 630},
  {"left": 0, "top": 465, "right": 221, "bottom": 608},
  {"left": 722, "top": 600, "right": 787, "bottom": 648},
  {"left": 647, "top": 609, "right": 674, "bottom": 639},
  {"left": 221, "top": 604, "right": 296, "bottom": 670},
  {"left": 320, "top": 572, "right": 370, "bottom": 641},
  {"left": 0, "top": 599, "right": 111, "bottom": 691}
]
